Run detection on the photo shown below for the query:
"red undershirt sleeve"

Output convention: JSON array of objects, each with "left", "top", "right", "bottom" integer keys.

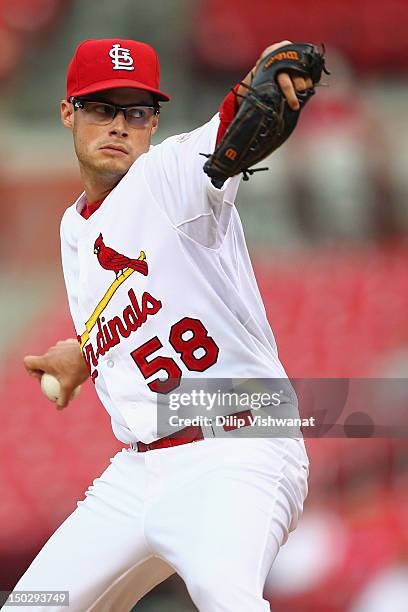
[{"left": 216, "top": 84, "right": 240, "bottom": 145}]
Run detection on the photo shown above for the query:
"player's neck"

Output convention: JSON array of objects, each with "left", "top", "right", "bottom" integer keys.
[{"left": 81, "top": 168, "right": 121, "bottom": 204}]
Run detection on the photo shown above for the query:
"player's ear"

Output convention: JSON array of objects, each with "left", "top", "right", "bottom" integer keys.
[
  {"left": 151, "top": 114, "right": 159, "bottom": 136},
  {"left": 60, "top": 99, "right": 74, "bottom": 130}
]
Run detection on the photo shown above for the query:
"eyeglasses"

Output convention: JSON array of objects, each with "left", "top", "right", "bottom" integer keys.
[{"left": 70, "top": 97, "right": 160, "bottom": 128}]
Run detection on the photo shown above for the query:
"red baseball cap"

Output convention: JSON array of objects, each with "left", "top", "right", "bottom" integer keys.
[{"left": 66, "top": 39, "right": 170, "bottom": 102}]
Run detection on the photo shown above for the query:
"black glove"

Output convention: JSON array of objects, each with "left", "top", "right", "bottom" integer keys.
[{"left": 203, "top": 43, "right": 329, "bottom": 184}]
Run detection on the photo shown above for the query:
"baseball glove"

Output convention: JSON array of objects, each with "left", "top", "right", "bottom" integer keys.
[{"left": 203, "top": 43, "right": 329, "bottom": 184}]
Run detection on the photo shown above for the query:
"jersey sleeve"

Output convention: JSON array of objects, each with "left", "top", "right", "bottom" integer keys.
[{"left": 143, "top": 114, "right": 241, "bottom": 249}]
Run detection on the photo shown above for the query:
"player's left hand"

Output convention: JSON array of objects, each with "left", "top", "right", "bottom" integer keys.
[
  {"left": 204, "top": 42, "right": 326, "bottom": 183},
  {"left": 240, "top": 40, "right": 314, "bottom": 111}
]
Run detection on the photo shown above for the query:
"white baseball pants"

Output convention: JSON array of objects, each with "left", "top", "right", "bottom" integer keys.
[{"left": 11, "top": 436, "right": 309, "bottom": 611}]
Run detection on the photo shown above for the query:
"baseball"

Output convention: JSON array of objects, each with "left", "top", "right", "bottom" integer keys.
[{"left": 40, "top": 373, "right": 81, "bottom": 403}]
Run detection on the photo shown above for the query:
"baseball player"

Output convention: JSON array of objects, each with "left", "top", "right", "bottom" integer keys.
[{"left": 12, "top": 38, "right": 322, "bottom": 611}]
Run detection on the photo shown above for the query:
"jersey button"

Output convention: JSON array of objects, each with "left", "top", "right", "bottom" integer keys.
[{"left": 107, "top": 359, "right": 114, "bottom": 368}]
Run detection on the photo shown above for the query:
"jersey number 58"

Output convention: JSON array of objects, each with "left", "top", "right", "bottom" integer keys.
[{"left": 130, "top": 317, "right": 219, "bottom": 394}]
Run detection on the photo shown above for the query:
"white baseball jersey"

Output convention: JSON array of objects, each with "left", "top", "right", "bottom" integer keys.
[{"left": 60, "top": 114, "right": 289, "bottom": 443}]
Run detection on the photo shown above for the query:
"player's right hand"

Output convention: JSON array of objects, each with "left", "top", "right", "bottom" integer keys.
[{"left": 24, "top": 339, "right": 89, "bottom": 409}]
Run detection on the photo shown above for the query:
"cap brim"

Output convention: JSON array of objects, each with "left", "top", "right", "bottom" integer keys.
[{"left": 69, "top": 78, "right": 171, "bottom": 101}]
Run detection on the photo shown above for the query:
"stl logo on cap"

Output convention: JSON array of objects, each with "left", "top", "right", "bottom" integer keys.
[
  {"left": 109, "top": 43, "right": 135, "bottom": 71},
  {"left": 66, "top": 39, "right": 171, "bottom": 101}
]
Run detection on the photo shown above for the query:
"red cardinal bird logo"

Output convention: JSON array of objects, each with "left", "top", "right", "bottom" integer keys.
[{"left": 94, "top": 234, "right": 148, "bottom": 279}]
